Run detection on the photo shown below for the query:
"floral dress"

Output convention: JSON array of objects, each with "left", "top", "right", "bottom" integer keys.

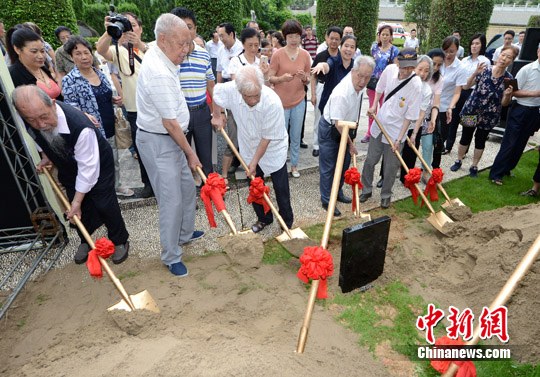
[
  {"left": 370, "top": 43, "right": 399, "bottom": 79},
  {"left": 460, "top": 67, "right": 512, "bottom": 130}
]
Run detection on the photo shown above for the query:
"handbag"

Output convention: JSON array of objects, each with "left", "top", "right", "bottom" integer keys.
[
  {"left": 460, "top": 114, "right": 478, "bottom": 128},
  {"left": 367, "top": 77, "right": 378, "bottom": 91},
  {"left": 114, "top": 107, "right": 132, "bottom": 149}
]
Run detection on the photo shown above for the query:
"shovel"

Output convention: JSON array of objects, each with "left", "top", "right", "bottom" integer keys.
[
  {"left": 42, "top": 168, "right": 159, "bottom": 313},
  {"left": 296, "top": 120, "right": 357, "bottom": 354},
  {"left": 441, "top": 234, "right": 540, "bottom": 377},
  {"left": 372, "top": 115, "right": 453, "bottom": 234},
  {"left": 219, "top": 127, "right": 315, "bottom": 257},
  {"left": 352, "top": 154, "right": 371, "bottom": 221},
  {"left": 405, "top": 136, "right": 466, "bottom": 209}
]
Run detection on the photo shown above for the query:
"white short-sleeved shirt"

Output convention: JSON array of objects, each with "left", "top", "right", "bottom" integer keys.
[
  {"left": 440, "top": 58, "right": 468, "bottom": 111},
  {"left": 136, "top": 46, "right": 190, "bottom": 134},
  {"left": 516, "top": 59, "right": 540, "bottom": 107},
  {"left": 323, "top": 72, "right": 364, "bottom": 124},
  {"left": 228, "top": 53, "right": 260, "bottom": 77},
  {"left": 213, "top": 82, "right": 288, "bottom": 174},
  {"left": 461, "top": 55, "right": 491, "bottom": 89},
  {"left": 206, "top": 39, "right": 223, "bottom": 59},
  {"left": 372, "top": 64, "right": 423, "bottom": 143},
  {"left": 216, "top": 39, "right": 243, "bottom": 80},
  {"left": 404, "top": 37, "right": 419, "bottom": 50}
]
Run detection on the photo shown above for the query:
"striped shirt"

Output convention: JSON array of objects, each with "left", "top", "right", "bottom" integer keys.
[
  {"left": 179, "top": 43, "right": 215, "bottom": 107},
  {"left": 302, "top": 35, "right": 318, "bottom": 60},
  {"left": 136, "top": 45, "right": 190, "bottom": 133}
]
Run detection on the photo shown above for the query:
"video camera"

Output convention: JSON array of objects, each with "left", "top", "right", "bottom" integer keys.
[{"left": 107, "top": 5, "right": 132, "bottom": 41}]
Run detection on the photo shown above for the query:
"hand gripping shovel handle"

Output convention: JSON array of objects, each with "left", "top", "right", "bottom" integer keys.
[
  {"left": 372, "top": 115, "right": 437, "bottom": 214},
  {"left": 42, "top": 168, "right": 136, "bottom": 311},
  {"left": 405, "top": 136, "right": 452, "bottom": 203},
  {"left": 442, "top": 234, "right": 540, "bottom": 377},
  {"left": 195, "top": 166, "right": 238, "bottom": 234},
  {"left": 219, "top": 128, "right": 293, "bottom": 238}
]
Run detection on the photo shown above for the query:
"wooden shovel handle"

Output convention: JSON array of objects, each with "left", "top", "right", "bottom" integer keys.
[
  {"left": 442, "top": 234, "right": 540, "bottom": 377},
  {"left": 372, "top": 116, "right": 437, "bottom": 214},
  {"left": 405, "top": 136, "right": 452, "bottom": 202},
  {"left": 219, "top": 128, "right": 292, "bottom": 238},
  {"left": 42, "top": 168, "right": 136, "bottom": 311},
  {"left": 195, "top": 166, "right": 238, "bottom": 235},
  {"left": 352, "top": 154, "right": 360, "bottom": 216}
]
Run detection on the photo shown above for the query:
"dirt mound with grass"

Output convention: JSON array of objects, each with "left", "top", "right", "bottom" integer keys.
[{"left": 382, "top": 203, "right": 540, "bottom": 363}]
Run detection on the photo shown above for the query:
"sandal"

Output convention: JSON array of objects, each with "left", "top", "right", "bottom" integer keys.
[
  {"left": 251, "top": 221, "right": 267, "bottom": 233},
  {"left": 520, "top": 189, "right": 538, "bottom": 197},
  {"left": 491, "top": 179, "right": 503, "bottom": 186}
]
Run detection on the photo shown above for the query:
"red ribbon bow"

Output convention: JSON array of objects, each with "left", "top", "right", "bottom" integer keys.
[
  {"left": 422, "top": 168, "right": 444, "bottom": 206},
  {"left": 86, "top": 237, "right": 115, "bottom": 278},
  {"left": 247, "top": 177, "right": 270, "bottom": 214},
  {"left": 297, "top": 246, "right": 334, "bottom": 299},
  {"left": 404, "top": 168, "right": 422, "bottom": 205},
  {"left": 430, "top": 337, "right": 477, "bottom": 377},
  {"left": 344, "top": 167, "right": 363, "bottom": 212},
  {"left": 200, "top": 173, "right": 227, "bottom": 228}
]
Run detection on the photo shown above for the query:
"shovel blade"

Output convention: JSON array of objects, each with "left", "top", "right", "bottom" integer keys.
[
  {"left": 427, "top": 211, "right": 453, "bottom": 235},
  {"left": 441, "top": 198, "right": 465, "bottom": 208},
  {"left": 276, "top": 228, "right": 317, "bottom": 258},
  {"left": 275, "top": 227, "right": 309, "bottom": 242},
  {"left": 107, "top": 290, "right": 160, "bottom": 313}
]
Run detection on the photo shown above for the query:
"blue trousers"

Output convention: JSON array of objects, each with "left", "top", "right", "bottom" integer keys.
[{"left": 489, "top": 103, "right": 540, "bottom": 180}]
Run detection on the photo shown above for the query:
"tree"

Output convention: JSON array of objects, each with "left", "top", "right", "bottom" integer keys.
[
  {"left": 177, "top": 0, "right": 243, "bottom": 40},
  {"left": 0, "top": 0, "right": 78, "bottom": 49},
  {"left": 428, "top": 0, "right": 494, "bottom": 54},
  {"left": 316, "top": 0, "right": 379, "bottom": 56},
  {"left": 404, "top": 0, "right": 431, "bottom": 53}
]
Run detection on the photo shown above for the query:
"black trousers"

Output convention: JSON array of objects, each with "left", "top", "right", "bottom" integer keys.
[
  {"left": 126, "top": 111, "right": 150, "bottom": 186},
  {"left": 66, "top": 184, "right": 129, "bottom": 246},
  {"left": 187, "top": 104, "right": 214, "bottom": 177},
  {"left": 252, "top": 163, "right": 294, "bottom": 229},
  {"left": 400, "top": 129, "right": 421, "bottom": 182},
  {"left": 443, "top": 89, "right": 472, "bottom": 152}
]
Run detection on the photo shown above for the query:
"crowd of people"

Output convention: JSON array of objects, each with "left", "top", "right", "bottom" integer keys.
[{"left": 2, "top": 12, "right": 540, "bottom": 276}]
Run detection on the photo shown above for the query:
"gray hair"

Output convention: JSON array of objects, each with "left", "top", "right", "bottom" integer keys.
[
  {"left": 154, "top": 13, "right": 186, "bottom": 39},
  {"left": 417, "top": 55, "right": 434, "bottom": 82},
  {"left": 352, "top": 55, "right": 375, "bottom": 71},
  {"left": 235, "top": 66, "right": 264, "bottom": 94},
  {"left": 12, "top": 85, "right": 53, "bottom": 110}
]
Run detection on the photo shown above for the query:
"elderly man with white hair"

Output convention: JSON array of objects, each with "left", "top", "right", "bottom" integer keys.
[
  {"left": 212, "top": 65, "right": 294, "bottom": 234},
  {"left": 136, "top": 13, "right": 203, "bottom": 277}
]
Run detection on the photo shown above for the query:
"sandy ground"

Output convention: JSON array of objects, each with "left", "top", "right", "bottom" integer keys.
[{"left": 1, "top": 203, "right": 539, "bottom": 375}]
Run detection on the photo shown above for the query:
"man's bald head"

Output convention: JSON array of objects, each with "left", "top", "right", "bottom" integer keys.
[{"left": 12, "top": 85, "right": 57, "bottom": 132}]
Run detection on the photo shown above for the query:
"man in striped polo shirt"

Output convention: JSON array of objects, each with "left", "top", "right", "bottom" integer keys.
[
  {"left": 171, "top": 7, "right": 216, "bottom": 177},
  {"left": 301, "top": 25, "right": 318, "bottom": 60}
]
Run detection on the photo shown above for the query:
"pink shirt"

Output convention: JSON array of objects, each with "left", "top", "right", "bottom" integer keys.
[
  {"left": 36, "top": 77, "right": 61, "bottom": 99},
  {"left": 270, "top": 48, "right": 311, "bottom": 109}
]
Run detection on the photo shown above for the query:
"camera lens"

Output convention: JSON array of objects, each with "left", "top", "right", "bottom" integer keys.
[{"left": 107, "top": 22, "right": 124, "bottom": 40}]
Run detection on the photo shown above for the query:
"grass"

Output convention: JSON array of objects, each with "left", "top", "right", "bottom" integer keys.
[
  {"left": 394, "top": 149, "right": 539, "bottom": 216},
  {"left": 117, "top": 271, "right": 140, "bottom": 281}
]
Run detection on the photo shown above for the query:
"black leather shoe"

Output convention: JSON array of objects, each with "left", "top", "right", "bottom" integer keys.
[
  {"left": 112, "top": 241, "right": 129, "bottom": 264},
  {"left": 322, "top": 203, "right": 341, "bottom": 217},
  {"left": 251, "top": 221, "right": 268, "bottom": 233},
  {"left": 376, "top": 178, "right": 384, "bottom": 188},
  {"left": 359, "top": 193, "right": 372, "bottom": 203},
  {"left": 140, "top": 184, "right": 154, "bottom": 198},
  {"left": 74, "top": 243, "right": 90, "bottom": 264},
  {"left": 381, "top": 197, "right": 391, "bottom": 208},
  {"left": 300, "top": 141, "right": 308, "bottom": 149},
  {"left": 312, "top": 149, "right": 319, "bottom": 157},
  {"left": 337, "top": 195, "right": 352, "bottom": 204}
]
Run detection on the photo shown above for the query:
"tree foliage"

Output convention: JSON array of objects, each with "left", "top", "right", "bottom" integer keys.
[
  {"left": 404, "top": 0, "right": 431, "bottom": 53},
  {"left": 0, "top": 0, "right": 78, "bottom": 49},
  {"left": 178, "top": 0, "right": 243, "bottom": 41},
  {"left": 428, "top": 0, "right": 494, "bottom": 54},
  {"left": 294, "top": 13, "right": 313, "bottom": 28},
  {"left": 528, "top": 15, "right": 540, "bottom": 28},
  {"left": 316, "top": 0, "right": 379, "bottom": 56}
]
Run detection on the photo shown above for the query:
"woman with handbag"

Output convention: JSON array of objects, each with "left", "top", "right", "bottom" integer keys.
[
  {"left": 62, "top": 36, "right": 134, "bottom": 197},
  {"left": 360, "top": 24, "right": 399, "bottom": 143},
  {"left": 449, "top": 45, "right": 519, "bottom": 177}
]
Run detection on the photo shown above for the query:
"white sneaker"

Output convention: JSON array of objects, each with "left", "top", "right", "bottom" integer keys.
[{"left": 291, "top": 170, "right": 300, "bottom": 178}]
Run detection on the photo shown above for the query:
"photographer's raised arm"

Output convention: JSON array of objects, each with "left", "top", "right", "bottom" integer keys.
[{"left": 96, "top": 17, "right": 114, "bottom": 61}]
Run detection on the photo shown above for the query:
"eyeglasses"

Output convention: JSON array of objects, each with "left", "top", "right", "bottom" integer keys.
[{"left": 286, "top": 34, "right": 301, "bottom": 40}]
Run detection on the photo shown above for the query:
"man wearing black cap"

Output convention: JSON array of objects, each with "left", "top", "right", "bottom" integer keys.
[{"left": 360, "top": 47, "right": 422, "bottom": 208}]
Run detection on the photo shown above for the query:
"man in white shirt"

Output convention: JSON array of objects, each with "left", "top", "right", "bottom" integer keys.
[
  {"left": 136, "top": 14, "right": 203, "bottom": 277},
  {"left": 404, "top": 29, "right": 419, "bottom": 52},
  {"left": 212, "top": 66, "right": 294, "bottom": 233},
  {"left": 361, "top": 48, "right": 422, "bottom": 208},
  {"left": 206, "top": 30, "right": 222, "bottom": 79},
  {"left": 492, "top": 30, "right": 516, "bottom": 63},
  {"left": 13, "top": 85, "right": 130, "bottom": 265},
  {"left": 318, "top": 55, "right": 375, "bottom": 216},
  {"left": 216, "top": 22, "right": 243, "bottom": 83},
  {"left": 453, "top": 30, "right": 465, "bottom": 59}
]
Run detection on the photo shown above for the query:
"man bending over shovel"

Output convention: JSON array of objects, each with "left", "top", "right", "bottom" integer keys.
[
  {"left": 13, "top": 85, "right": 130, "bottom": 265},
  {"left": 212, "top": 65, "right": 294, "bottom": 233}
]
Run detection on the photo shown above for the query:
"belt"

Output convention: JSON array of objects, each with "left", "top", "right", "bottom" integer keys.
[
  {"left": 139, "top": 128, "right": 189, "bottom": 136},
  {"left": 188, "top": 102, "right": 207, "bottom": 111}
]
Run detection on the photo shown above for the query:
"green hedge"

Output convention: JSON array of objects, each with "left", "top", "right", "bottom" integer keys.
[
  {"left": 427, "top": 0, "right": 494, "bottom": 54},
  {"left": 294, "top": 13, "right": 313, "bottom": 28},
  {"left": 528, "top": 15, "right": 540, "bottom": 28},
  {"left": 0, "top": 0, "right": 78, "bottom": 49},
  {"left": 83, "top": 3, "right": 109, "bottom": 36},
  {"left": 316, "top": 0, "right": 378, "bottom": 56}
]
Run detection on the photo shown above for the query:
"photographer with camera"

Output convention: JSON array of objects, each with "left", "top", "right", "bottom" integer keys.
[{"left": 96, "top": 11, "right": 153, "bottom": 198}]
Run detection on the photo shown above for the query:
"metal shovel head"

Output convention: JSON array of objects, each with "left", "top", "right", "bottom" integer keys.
[
  {"left": 441, "top": 198, "right": 466, "bottom": 208},
  {"left": 107, "top": 290, "right": 160, "bottom": 313},
  {"left": 427, "top": 211, "right": 453, "bottom": 235},
  {"left": 276, "top": 228, "right": 317, "bottom": 258}
]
